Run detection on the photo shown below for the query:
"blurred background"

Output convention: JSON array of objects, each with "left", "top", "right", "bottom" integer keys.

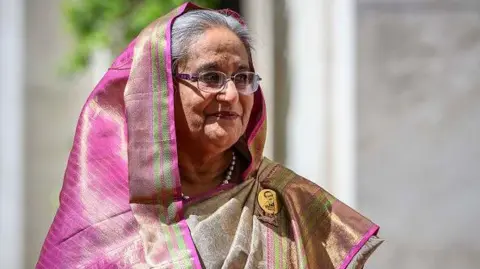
[{"left": 1, "top": 0, "right": 480, "bottom": 268}]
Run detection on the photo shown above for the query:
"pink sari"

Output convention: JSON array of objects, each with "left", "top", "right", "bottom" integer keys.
[{"left": 37, "top": 3, "right": 381, "bottom": 268}]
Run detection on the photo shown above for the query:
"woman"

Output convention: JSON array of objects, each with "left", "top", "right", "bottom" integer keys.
[{"left": 37, "top": 2, "right": 382, "bottom": 268}]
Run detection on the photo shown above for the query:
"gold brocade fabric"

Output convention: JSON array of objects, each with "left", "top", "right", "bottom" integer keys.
[{"left": 183, "top": 158, "right": 381, "bottom": 269}]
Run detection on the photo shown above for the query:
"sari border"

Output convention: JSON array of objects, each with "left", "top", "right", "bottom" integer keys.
[
  {"left": 165, "top": 3, "right": 182, "bottom": 202},
  {"left": 241, "top": 90, "right": 266, "bottom": 179},
  {"left": 338, "top": 224, "right": 380, "bottom": 269},
  {"left": 164, "top": 3, "right": 202, "bottom": 268},
  {"left": 179, "top": 219, "right": 202, "bottom": 269},
  {"left": 247, "top": 92, "right": 266, "bottom": 144}
]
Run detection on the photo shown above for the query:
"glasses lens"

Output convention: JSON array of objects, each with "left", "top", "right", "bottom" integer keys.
[
  {"left": 234, "top": 72, "right": 252, "bottom": 88},
  {"left": 198, "top": 71, "right": 224, "bottom": 92},
  {"left": 235, "top": 72, "right": 259, "bottom": 94}
]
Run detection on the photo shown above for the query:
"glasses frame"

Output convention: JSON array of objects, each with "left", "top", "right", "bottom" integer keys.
[{"left": 175, "top": 70, "right": 262, "bottom": 95}]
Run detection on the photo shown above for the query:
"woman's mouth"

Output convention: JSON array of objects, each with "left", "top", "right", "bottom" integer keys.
[{"left": 209, "top": 111, "right": 240, "bottom": 120}]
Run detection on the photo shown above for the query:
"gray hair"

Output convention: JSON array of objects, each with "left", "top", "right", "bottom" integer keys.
[{"left": 171, "top": 10, "right": 253, "bottom": 71}]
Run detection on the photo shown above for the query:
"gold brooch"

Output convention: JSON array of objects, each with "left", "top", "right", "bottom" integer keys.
[{"left": 258, "top": 189, "right": 280, "bottom": 215}]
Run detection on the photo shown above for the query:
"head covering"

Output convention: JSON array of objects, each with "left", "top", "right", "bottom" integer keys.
[{"left": 37, "top": 2, "right": 266, "bottom": 268}]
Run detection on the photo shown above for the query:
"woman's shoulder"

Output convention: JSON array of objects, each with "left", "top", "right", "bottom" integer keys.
[
  {"left": 256, "top": 157, "right": 382, "bottom": 269},
  {"left": 256, "top": 157, "right": 330, "bottom": 197},
  {"left": 256, "top": 157, "right": 379, "bottom": 230}
]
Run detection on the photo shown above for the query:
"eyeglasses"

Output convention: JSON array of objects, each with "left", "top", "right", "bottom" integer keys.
[{"left": 175, "top": 71, "right": 262, "bottom": 95}]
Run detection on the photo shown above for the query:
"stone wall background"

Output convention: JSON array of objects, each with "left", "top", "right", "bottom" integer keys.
[{"left": 357, "top": 1, "right": 480, "bottom": 268}]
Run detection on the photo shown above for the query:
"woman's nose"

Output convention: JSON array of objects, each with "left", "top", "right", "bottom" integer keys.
[{"left": 218, "top": 80, "right": 239, "bottom": 104}]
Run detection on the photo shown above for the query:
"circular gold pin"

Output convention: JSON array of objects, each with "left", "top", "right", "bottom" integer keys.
[{"left": 258, "top": 189, "right": 280, "bottom": 215}]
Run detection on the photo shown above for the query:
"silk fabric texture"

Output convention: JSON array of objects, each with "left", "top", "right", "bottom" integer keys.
[{"left": 37, "top": 2, "right": 380, "bottom": 268}]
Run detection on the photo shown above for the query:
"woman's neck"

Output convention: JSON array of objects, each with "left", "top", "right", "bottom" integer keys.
[{"left": 178, "top": 148, "right": 234, "bottom": 197}]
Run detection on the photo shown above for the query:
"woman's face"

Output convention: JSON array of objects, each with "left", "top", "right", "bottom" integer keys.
[{"left": 174, "top": 27, "right": 254, "bottom": 154}]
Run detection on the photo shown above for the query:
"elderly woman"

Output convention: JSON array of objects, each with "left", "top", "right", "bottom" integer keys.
[{"left": 37, "top": 2, "right": 382, "bottom": 268}]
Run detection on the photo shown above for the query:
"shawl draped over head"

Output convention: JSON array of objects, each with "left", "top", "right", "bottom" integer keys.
[{"left": 37, "top": 2, "right": 381, "bottom": 268}]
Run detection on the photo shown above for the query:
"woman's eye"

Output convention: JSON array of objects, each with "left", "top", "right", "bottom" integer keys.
[
  {"left": 201, "top": 73, "right": 221, "bottom": 84},
  {"left": 235, "top": 73, "right": 253, "bottom": 87},
  {"left": 235, "top": 74, "right": 248, "bottom": 83}
]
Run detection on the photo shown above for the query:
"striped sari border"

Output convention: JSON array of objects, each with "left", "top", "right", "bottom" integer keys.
[
  {"left": 268, "top": 211, "right": 289, "bottom": 268},
  {"left": 165, "top": 5, "right": 183, "bottom": 210},
  {"left": 247, "top": 91, "right": 267, "bottom": 144},
  {"left": 279, "top": 222, "right": 287, "bottom": 269},
  {"left": 338, "top": 224, "right": 379, "bottom": 269},
  {"left": 242, "top": 90, "right": 267, "bottom": 179},
  {"left": 291, "top": 220, "right": 307, "bottom": 269},
  {"left": 152, "top": 20, "right": 177, "bottom": 262},
  {"left": 266, "top": 226, "right": 273, "bottom": 268},
  {"left": 179, "top": 219, "right": 201, "bottom": 269},
  {"left": 164, "top": 3, "right": 201, "bottom": 268},
  {"left": 274, "top": 226, "right": 280, "bottom": 268}
]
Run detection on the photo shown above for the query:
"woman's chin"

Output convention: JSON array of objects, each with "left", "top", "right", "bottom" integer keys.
[{"left": 203, "top": 128, "right": 240, "bottom": 151}]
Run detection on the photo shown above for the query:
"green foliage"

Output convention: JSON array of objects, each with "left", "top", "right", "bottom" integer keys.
[{"left": 62, "top": 0, "right": 219, "bottom": 73}]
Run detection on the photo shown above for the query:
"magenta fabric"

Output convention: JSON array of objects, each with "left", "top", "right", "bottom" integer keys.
[{"left": 36, "top": 2, "right": 268, "bottom": 268}]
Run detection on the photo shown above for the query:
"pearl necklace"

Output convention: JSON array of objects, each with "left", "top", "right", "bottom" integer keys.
[{"left": 182, "top": 152, "right": 236, "bottom": 200}]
